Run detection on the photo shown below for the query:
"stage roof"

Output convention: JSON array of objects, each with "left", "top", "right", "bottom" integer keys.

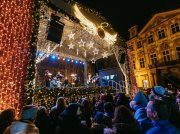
[{"left": 36, "top": 0, "right": 120, "bottom": 64}]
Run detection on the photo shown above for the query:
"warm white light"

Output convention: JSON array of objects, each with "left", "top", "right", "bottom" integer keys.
[
  {"left": 73, "top": 4, "right": 117, "bottom": 45},
  {"left": 104, "top": 32, "right": 117, "bottom": 44},
  {"left": 73, "top": 4, "right": 97, "bottom": 35}
]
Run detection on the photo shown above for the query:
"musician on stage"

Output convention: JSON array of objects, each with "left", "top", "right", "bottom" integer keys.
[
  {"left": 50, "top": 76, "right": 58, "bottom": 88},
  {"left": 63, "top": 77, "right": 69, "bottom": 87},
  {"left": 87, "top": 73, "right": 92, "bottom": 85},
  {"left": 94, "top": 73, "right": 100, "bottom": 87},
  {"left": 74, "top": 75, "right": 80, "bottom": 87},
  {"left": 44, "top": 70, "right": 52, "bottom": 88},
  {"left": 56, "top": 71, "right": 64, "bottom": 81}
]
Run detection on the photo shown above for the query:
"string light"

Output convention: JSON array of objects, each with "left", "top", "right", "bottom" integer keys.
[
  {"left": 33, "top": 86, "right": 113, "bottom": 110},
  {"left": 0, "top": 0, "right": 34, "bottom": 115}
]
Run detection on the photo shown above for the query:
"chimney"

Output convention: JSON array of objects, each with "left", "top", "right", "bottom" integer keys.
[{"left": 128, "top": 25, "right": 138, "bottom": 39}]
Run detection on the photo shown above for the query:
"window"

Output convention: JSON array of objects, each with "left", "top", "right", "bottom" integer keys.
[
  {"left": 142, "top": 80, "right": 148, "bottom": 88},
  {"left": 158, "top": 29, "right": 166, "bottom": 39},
  {"left": 133, "top": 60, "right": 136, "bottom": 69},
  {"left": 147, "top": 35, "right": 154, "bottom": 44},
  {"left": 129, "top": 45, "right": 133, "bottom": 51},
  {"left": 150, "top": 54, "right": 157, "bottom": 64},
  {"left": 137, "top": 41, "right": 142, "bottom": 48},
  {"left": 176, "top": 47, "right": 180, "bottom": 59},
  {"left": 171, "top": 22, "right": 180, "bottom": 34},
  {"left": 163, "top": 50, "right": 170, "bottom": 62},
  {"left": 139, "top": 58, "right": 145, "bottom": 68}
]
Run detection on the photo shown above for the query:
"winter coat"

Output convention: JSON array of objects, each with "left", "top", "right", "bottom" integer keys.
[
  {"left": 146, "top": 120, "right": 180, "bottom": 134},
  {"left": 134, "top": 105, "right": 151, "bottom": 133},
  {"left": 3, "top": 120, "right": 39, "bottom": 134},
  {"left": 113, "top": 122, "right": 140, "bottom": 134}
]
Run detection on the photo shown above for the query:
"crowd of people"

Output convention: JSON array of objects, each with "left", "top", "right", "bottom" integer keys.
[{"left": 0, "top": 86, "right": 180, "bottom": 134}]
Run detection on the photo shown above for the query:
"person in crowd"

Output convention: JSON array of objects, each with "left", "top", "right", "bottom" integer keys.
[
  {"left": 115, "top": 92, "right": 130, "bottom": 108},
  {"left": 164, "top": 87, "right": 180, "bottom": 130},
  {"left": 146, "top": 100, "right": 180, "bottom": 134},
  {"left": 35, "top": 106, "right": 53, "bottom": 134},
  {"left": 103, "top": 93, "right": 114, "bottom": 104},
  {"left": 0, "top": 108, "right": 16, "bottom": 134},
  {"left": 90, "top": 112, "right": 106, "bottom": 134},
  {"left": 112, "top": 105, "right": 140, "bottom": 134},
  {"left": 150, "top": 86, "right": 166, "bottom": 100},
  {"left": 56, "top": 103, "right": 89, "bottom": 134},
  {"left": 177, "top": 88, "right": 180, "bottom": 111},
  {"left": 103, "top": 102, "right": 113, "bottom": 128},
  {"left": 95, "top": 94, "right": 105, "bottom": 113},
  {"left": 49, "top": 97, "right": 66, "bottom": 126},
  {"left": 80, "top": 98, "right": 93, "bottom": 128},
  {"left": 3, "top": 105, "right": 39, "bottom": 134},
  {"left": 130, "top": 91, "right": 151, "bottom": 133}
]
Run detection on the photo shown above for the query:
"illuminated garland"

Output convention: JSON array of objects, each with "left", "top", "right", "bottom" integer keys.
[
  {"left": 44, "top": 0, "right": 79, "bottom": 23},
  {"left": 24, "top": 0, "right": 41, "bottom": 105},
  {"left": 33, "top": 86, "right": 113, "bottom": 110}
]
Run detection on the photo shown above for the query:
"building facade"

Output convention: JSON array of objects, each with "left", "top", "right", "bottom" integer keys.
[{"left": 127, "top": 9, "right": 180, "bottom": 89}]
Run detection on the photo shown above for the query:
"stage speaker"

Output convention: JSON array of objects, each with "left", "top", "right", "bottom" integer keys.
[
  {"left": 47, "top": 14, "right": 64, "bottom": 44},
  {"left": 120, "top": 53, "right": 126, "bottom": 64}
]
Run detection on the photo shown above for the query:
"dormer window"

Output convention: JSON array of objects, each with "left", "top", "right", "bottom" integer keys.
[
  {"left": 158, "top": 29, "right": 165, "bottom": 39},
  {"left": 147, "top": 35, "right": 154, "bottom": 44}
]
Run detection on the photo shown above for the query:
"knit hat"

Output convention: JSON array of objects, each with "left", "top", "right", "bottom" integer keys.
[
  {"left": 133, "top": 91, "right": 148, "bottom": 107},
  {"left": 21, "top": 105, "right": 38, "bottom": 120},
  {"left": 152, "top": 86, "right": 166, "bottom": 97}
]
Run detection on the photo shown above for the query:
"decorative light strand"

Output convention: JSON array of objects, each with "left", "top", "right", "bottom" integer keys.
[{"left": 0, "top": 0, "right": 34, "bottom": 116}]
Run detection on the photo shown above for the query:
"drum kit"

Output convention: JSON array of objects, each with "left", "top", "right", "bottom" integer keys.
[{"left": 45, "top": 71, "right": 64, "bottom": 88}]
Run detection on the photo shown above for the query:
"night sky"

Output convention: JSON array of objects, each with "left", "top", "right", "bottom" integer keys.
[{"left": 74, "top": 0, "right": 180, "bottom": 40}]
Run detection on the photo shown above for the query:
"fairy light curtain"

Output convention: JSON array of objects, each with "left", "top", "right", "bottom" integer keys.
[{"left": 0, "top": 0, "right": 34, "bottom": 114}]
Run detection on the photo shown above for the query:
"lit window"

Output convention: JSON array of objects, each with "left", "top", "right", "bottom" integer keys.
[
  {"left": 150, "top": 54, "right": 157, "bottom": 64},
  {"left": 171, "top": 22, "right": 180, "bottom": 34},
  {"left": 142, "top": 80, "right": 148, "bottom": 88},
  {"left": 139, "top": 58, "right": 145, "bottom": 68},
  {"left": 163, "top": 50, "right": 170, "bottom": 62},
  {"left": 147, "top": 35, "right": 154, "bottom": 44},
  {"left": 110, "top": 75, "right": 115, "bottom": 79},
  {"left": 137, "top": 41, "right": 142, "bottom": 48},
  {"left": 176, "top": 47, "right": 180, "bottom": 59},
  {"left": 158, "top": 29, "right": 166, "bottom": 39}
]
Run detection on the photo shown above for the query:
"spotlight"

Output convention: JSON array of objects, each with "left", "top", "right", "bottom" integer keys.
[
  {"left": 37, "top": 51, "right": 45, "bottom": 58},
  {"left": 66, "top": 58, "right": 71, "bottom": 62},
  {"left": 50, "top": 54, "right": 57, "bottom": 60},
  {"left": 75, "top": 60, "right": 79, "bottom": 64}
]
